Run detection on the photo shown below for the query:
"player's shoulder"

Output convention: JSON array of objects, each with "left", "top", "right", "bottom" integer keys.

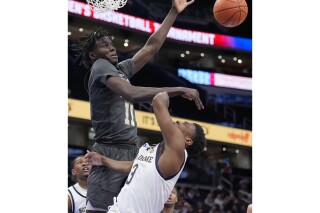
[
  {"left": 92, "top": 58, "right": 114, "bottom": 69},
  {"left": 89, "top": 59, "right": 118, "bottom": 79},
  {"left": 117, "top": 58, "right": 132, "bottom": 67},
  {"left": 117, "top": 59, "right": 133, "bottom": 75},
  {"left": 68, "top": 183, "right": 78, "bottom": 190}
]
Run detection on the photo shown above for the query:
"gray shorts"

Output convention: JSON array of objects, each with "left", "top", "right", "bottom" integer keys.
[{"left": 86, "top": 142, "right": 139, "bottom": 210}]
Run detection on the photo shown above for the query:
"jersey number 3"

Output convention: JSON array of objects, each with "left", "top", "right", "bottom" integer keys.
[
  {"left": 126, "top": 164, "right": 138, "bottom": 185},
  {"left": 125, "top": 102, "right": 135, "bottom": 126}
]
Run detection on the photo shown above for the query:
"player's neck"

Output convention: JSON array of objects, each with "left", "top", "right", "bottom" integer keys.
[
  {"left": 161, "top": 207, "right": 174, "bottom": 213},
  {"left": 77, "top": 178, "right": 88, "bottom": 189}
]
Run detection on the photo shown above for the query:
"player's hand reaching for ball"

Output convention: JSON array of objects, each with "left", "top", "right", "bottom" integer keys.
[
  {"left": 172, "top": 0, "right": 195, "bottom": 13},
  {"left": 85, "top": 150, "right": 103, "bottom": 166},
  {"left": 181, "top": 88, "right": 204, "bottom": 110}
]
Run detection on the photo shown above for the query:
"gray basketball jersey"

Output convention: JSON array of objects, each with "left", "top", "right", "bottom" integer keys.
[{"left": 88, "top": 58, "right": 137, "bottom": 146}]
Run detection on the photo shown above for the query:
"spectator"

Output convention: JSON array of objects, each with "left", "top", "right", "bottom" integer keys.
[{"left": 68, "top": 156, "right": 92, "bottom": 213}]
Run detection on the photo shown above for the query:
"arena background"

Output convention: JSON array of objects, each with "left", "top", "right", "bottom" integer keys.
[
  {"left": 1, "top": 0, "right": 320, "bottom": 213},
  {"left": 68, "top": 0, "right": 252, "bottom": 212}
]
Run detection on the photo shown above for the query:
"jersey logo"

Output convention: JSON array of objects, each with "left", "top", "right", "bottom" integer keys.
[
  {"left": 79, "top": 207, "right": 86, "bottom": 213},
  {"left": 146, "top": 147, "right": 154, "bottom": 153}
]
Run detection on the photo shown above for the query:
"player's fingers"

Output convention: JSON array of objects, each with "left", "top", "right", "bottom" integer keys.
[
  {"left": 195, "top": 96, "right": 204, "bottom": 110},
  {"left": 197, "top": 97, "right": 204, "bottom": 109},
  {"left": 193, "top": 92, "right": 204, "bottom": 109},
  {"left": 187, "top": 0, "right": 195, "bottom": 5},
  {"left": 192, "top": 97, "right": 201, "bottom": 110}
]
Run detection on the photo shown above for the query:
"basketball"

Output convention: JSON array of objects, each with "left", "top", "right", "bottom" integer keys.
[{"left": 213, "top": 0, "right": 248, "bottom": 28}]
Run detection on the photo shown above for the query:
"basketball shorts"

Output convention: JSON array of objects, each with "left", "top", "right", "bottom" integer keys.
[{"left": 86, "top": 142, "right": 139, "bottom": 210}]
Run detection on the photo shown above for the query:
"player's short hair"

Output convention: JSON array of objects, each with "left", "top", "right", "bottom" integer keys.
[
  {"left": 73, "top": 27, "right": 112, "bottom": 69},
  {"left": 187, "top": 123, "right": 207, "bottom": 157},
  {"left": 71, "top": 155, "right": 85, "bottom": 169}
]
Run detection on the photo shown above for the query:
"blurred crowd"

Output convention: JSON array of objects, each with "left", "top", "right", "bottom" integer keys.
[{"left": 68, "top": 154, "right": 252, "bottom": 213}]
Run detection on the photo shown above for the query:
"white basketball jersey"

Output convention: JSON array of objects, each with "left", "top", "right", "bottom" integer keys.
[
  {"left": 116, "top": 143, "right": 187, "bottom": 213},
  {"left": 68, "top": 183, "right": 87, "bottom": 213}
]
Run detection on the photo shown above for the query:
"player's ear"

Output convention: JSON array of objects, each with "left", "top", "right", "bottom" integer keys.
[
  {"left": 71, "top": 169, "right": 76, "bottom": 176},
  {"left": 185, "top": 136, "right": 193, "bottom": 146},
  {"left": 89, "top": 51, "right": 96, "bottom": 60}
]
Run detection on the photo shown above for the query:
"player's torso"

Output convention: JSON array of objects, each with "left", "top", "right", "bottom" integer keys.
[
  {"left": 117, "top": 143, "right": 185, "bottom": 213},
  {"left": 89, "top": 60, "right": 137, "bottom": 145}
]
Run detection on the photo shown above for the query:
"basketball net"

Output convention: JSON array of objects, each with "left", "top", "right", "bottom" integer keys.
[{"left": 86, "top": 0, "right": 127, "bottom": 12}]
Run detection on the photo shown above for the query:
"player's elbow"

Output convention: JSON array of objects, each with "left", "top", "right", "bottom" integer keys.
[
  {"left": 145, "top": 38, "right": 160, "bottom": 54},
  {"left": 120, "top": 86, "right": 138, "bottom": 102},
  {"left": 125, "top": 93, "right": 140, "bottom": 103},
  {"left": 123, "top": 95, "right": 136, "bottom": 103}
]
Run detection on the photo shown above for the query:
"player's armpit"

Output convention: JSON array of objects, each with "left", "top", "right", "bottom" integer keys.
[{"left": 132, "top": 43, "right": 157, "bottom": 74}]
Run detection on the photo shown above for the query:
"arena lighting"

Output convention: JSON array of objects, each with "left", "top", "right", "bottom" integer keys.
[
  {"left": 186, "top": 50, "right": 190, "bottom": 54},
  {"left": 233, "top": 57, "right": 237, "bottom": 61},
  {"left": 200, "top": 53, "right": 205, "bottom": 57},
  {"left": 124, "top": 39, "right": 129, "bottom": 43},
  {"left": 222, "top": 147, "right": 227, "bottom": 151},
  {"left": 221, "top": 59, "right": 225, "bottom": 63},
  {"left": 178, "top": 68, "right": 252, "bottom": 90},
  {"left": 68, "top": 0, "right": 252, "bottom": 51},
  {"left": 124, "top": 42, "right": 128, "bottom": 47},
  {"left": 238, "top": 59, "right": 242, "bottom": 63},
  {"left": 180, "top": 53, "right": 185, "bottom": 58},
  {"left": 218, "top": 55, "right": 222, "bottom": 59},
  {"left": 79, "top": 27, "right": 83, "bottom": 32},
  {"left": 235, "top": 149, "right": 239, "bottom": 153}
]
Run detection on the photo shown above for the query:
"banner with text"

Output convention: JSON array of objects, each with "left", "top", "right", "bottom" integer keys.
[
  {"left": 68, "top": 0, "right": 252, "bottom": 51},
  {"left": 68, "top": 99, "right": 252, "bottom": 146}
]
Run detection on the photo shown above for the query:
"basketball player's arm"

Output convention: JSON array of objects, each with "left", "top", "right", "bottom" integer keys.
[
  {"left": 106, "top": 77, "right": 204, "bottom": 109},
  {"left": 67, "top": 195, "right": 72, "bottom": 213},
  {"left": 131, "top": 0, "right": 195, "bottom": 74},
  {"left": 85, "top": 151, "right": 133, "bottom": 174},
  {"left": 152, "top": 92, "right": 185, "bottom": 164},
  {"left": 247, "top": 204, "right": 252, "bottom": 213}
]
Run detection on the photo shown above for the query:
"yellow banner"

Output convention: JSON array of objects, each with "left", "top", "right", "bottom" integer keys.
[{"left": 68, "top": 98, "right": 252, "bottom": 147}]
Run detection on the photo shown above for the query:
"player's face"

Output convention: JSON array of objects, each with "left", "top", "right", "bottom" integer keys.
[
  {"left": 72, "top": 157, "right": 92, "bottom": 179},
  {"left": 165, "top": 187, "right": 178, "bottom": 206},
  {"left": 174, "top": 120, "right": 196, "bottom": 140},
  {"left": 93, "top": 36, "right": 118, "bottom": 65}
]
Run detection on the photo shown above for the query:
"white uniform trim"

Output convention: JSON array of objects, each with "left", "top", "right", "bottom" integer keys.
[{"left": 68, "top": 183, "right": 87, "bottom": 213}]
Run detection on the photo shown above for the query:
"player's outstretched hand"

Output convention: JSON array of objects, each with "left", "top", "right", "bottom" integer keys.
[
  {"left": 181, "top": 88, "right": 204, "bottom": 110},
  {"left": 85, "top": 150, "right": 103, "bottom": 166},
  {"left": 172, "top": 0, "right": 195, "bottom": 14}
]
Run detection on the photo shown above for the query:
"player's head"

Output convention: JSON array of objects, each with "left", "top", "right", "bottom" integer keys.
[
  {"left": 71, "top": 155, "right": 92, "bottom": 180},
  {"left": 164, "top": 187, "right": 178, "bottom": 208},
  {"left": 175, "top": 121, "right": 207, "bottom": 157},
  {"left": 75, "top": 27, "right": 118, "bottom": 68}
]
